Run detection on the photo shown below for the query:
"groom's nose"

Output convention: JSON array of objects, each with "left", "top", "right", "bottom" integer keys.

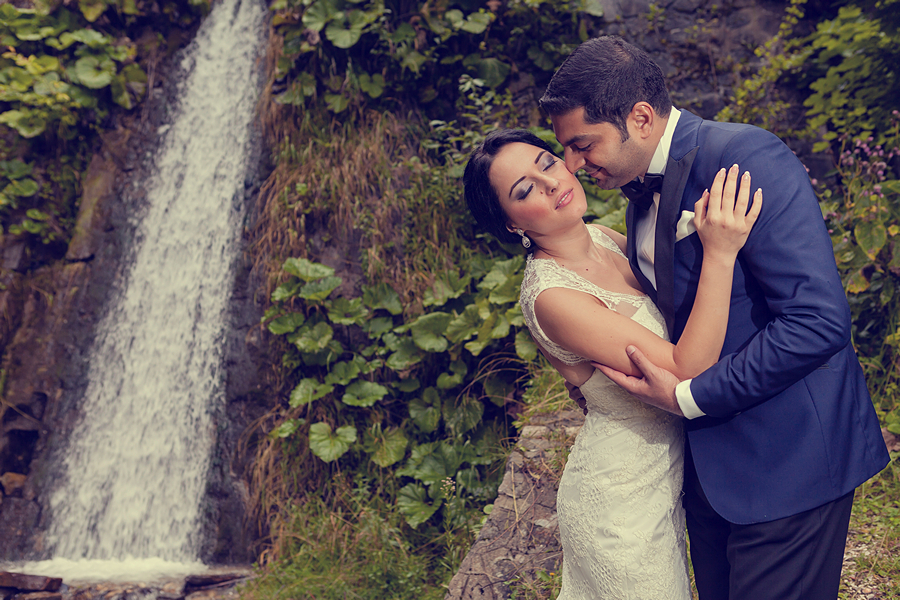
[{"left": 564, "top": 147, "right": 584, "bottom": 173}]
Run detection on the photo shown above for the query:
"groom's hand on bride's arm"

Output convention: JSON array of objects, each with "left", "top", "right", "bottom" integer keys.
[{"left": 592, "top": 346, "right": 684, "bottom": 417}]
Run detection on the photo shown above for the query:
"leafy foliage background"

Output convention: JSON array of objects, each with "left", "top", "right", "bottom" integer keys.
[{"left": 1, "top": 0, "right": 898, "bottom": 596}]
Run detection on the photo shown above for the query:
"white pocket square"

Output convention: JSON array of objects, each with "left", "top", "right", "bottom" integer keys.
[{"left": 676, "top": 210, "right": 696, "bottom": 242}]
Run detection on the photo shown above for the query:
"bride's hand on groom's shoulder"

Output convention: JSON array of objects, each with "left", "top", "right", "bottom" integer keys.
[
  {"left": 693, "top": 164, "right": 763, "bottom": 259},
  {"left": 592, "top": 346, "right": 684, "bottom": 417}
]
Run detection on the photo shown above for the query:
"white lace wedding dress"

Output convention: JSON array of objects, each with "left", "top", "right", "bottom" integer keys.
[{"left": 520, "top": 226, "right": 690, "bottom": 600}]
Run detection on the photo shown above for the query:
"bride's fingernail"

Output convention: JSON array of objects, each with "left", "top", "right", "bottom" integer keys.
[{"left": 743, "top": 171, "right": 751, "bottom": 179}]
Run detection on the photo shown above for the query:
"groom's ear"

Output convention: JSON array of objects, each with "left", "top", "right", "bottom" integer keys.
[{"left": 628, "top": 102, "right": 656, "bottom": 140}]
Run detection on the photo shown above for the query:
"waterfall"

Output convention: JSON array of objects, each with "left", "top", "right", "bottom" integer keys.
[{"left": 14, "top": 0, "right": 265, "bottom": 581}]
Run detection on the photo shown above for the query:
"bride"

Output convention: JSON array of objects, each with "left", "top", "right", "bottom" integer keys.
[{"left": 463, "top": 128, "right": 761, "bottom": 599}]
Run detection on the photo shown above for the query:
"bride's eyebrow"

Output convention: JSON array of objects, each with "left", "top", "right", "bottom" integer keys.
[{"left": 508, "top": 150, "right": 548, "bottom": 197}]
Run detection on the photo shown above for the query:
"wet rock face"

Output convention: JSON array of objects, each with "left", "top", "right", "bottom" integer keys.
[{"left": 0, "top": 28, "right": 269, "bottom": 563}]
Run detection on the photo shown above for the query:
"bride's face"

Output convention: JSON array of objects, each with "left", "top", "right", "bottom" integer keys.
[{"left": 489, "top": 142, "right": 587, "bottom": 238}]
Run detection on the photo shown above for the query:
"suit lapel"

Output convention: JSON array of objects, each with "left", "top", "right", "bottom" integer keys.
[
  {"left": 655, "top": 146, "right": 699, "bottom": 338},
  {"left": 626, "top": 201, "right": 657, "bottom": 306}
]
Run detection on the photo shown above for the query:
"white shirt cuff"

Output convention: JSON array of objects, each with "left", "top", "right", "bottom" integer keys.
[{"left": 675, "top": 379, "right": 706, "bottom": 420}]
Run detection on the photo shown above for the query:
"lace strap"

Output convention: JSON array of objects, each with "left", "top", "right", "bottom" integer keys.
[{"left": 519, "top": 225, "right": 648, "bottom": 365}]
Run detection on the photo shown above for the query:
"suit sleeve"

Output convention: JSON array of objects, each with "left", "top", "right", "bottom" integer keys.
[{"left": 690, "top": 127, "right": 852, "bottom": 417}]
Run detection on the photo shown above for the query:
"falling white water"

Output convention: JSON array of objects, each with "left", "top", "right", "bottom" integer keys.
[{"left": 12, "top": 0, "right": 265, "bottom": 581}]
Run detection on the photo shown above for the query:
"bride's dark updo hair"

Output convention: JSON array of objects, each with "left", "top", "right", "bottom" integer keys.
[{"left": 464, "top": 129, "right": 557, "bottom": 249}]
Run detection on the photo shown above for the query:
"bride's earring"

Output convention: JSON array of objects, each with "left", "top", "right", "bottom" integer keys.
[{"left": 515, "top": 228, "right": 532, "bottom": 249}]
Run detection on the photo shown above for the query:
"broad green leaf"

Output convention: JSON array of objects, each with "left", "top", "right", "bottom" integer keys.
[
  {"left": 488, "top": 273, "right": 521, "bottom": 305},
  {"left": 271, "top": 280, "right": 300, "bottom": 302},
  {"left": 363, "top": 316, "right": 394, "bottom": 339},
  {"left": 269, "top": 418, "right": 304, "bottom": 439},
  {"left": 423, "top": 271, "right": 471, "bottom": 307},
  {"left": 111, "top": 64, "right": 147, "bottom": 109},
  {"left": 64, "top": 28, "right": 109, "bottom": 48},
  {"left": 362, "top": 282, "right": 402, "bottom": 314},
  {"left": 854, "top": 220, "right": 886, "bottom": 260},
  {"left": 445, "top": 305, "right": 481, "bottom": 344},
  {"left": 409, "top": 312, "right": 452, "bottom": 352},
  {"left": 527, "top": 46, "right": 555, "bottom": 71},
  {"left": 400, "top": 50, "right": 427, "bottom": 74},
  {"left": 324, "top": 359, "right": 361, "bottom": 385},
  {"left": 464, "top": 312, "right": 497, "bottom": 356},
  {"left": 390, "top": 22, "right": 417, "bottom": 43},
  {"left": 23, "top": 55, "right": 59, "bottom": 75},
  {"left": 386, "top": 337, "right": 425, "bottom": 370},
  {"left": 437, "top": 360, "right": 467, "bottom": 389},
  {"left": 275, "top": 85, "right": 307, "bottom": 106},
  {"left": 325, "top": 92, "right": 350, "bottom": 113},
  {"left": 464, "top": 56, "right": 509, "bottom": 89},
  {"left": 394, "top": 377, "right": 419, "bottom": 392},
  {"left": 845, "top": 269, "right": 869, "bottom": 294},
  {"left": 409, "top": 386, "right": 441, "bottom": 432},
  {"left": 4, "top": 178, "right": 39, "bottom": 197},
  {"left": 515, "top": 329, "right": 538, "bottom": 361},
  {"left": 267, "top": 312, "right": 305, "bottom": 335},
  {"left": 415, "top": 441, "right": 463, "bottom": 485},
  {"left": 459, "top": 11, "right": 491, "bottom": 34},
  {"left": 301, "top": 339, "right": 343, "bottom": 366},
  {"left": 490, "top": 314, "right": 510, "bottom": 339},
  {"left": 78, "top": 0, "right": 108, "bottom": 22},
  {"left": 364, "top": 426, "right": 408, "bottom": 468},
  {"left": 291, "top": 321, "right": 333, "bottom": 353},
  {"left": 326, "top": 296, "right": 368, "bottom": 325},
  {"left": 444, "top": 394, "right": 483, "bottom": 436},
  {"left": 359, "top": 72, "right": 384, "bottom": 98},
  {"left": 0, "top": 109, "right": 47, "bottom": 138},
  {"left": 483, "top": 374, "right": 514, "bottom": 407},
  {"left": 302, "top": 0, "right": 335, "bottom": 31},
  {"left": 283, "top": 257, "right": 334, "bottom": 281},
  {"left": 0, "top": 160, "right": 32, "bottom": 180},
  {"left": 582, "top": 0, "right": 604, "bottom": 17},
  {"left": 397, "top": 483, "right": 440, "bottom": 528},
  {"left": 342, "top": 380, "right": 388, "bottom": 407},
  {"left": 325, "top": 10, "right": 368, "bottom": 49},
  {"left": 73, "top": 55, "right": 115, "bottom": 89},
  {"left": 309, "top": 422, "right": 356, "bottom": 462},
  {"left": 289, "top": 378, "right": 333, "bottom": 407},
  {"left": 299, "top": 276, "right": 342, "bottom": 301},
  {"left": 478, "top": 256, "right": 524, "bottom": 290}
]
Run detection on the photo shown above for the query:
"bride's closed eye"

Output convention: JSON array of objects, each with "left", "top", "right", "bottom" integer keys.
[{"left": 516, "top": 155, "right": 560, "bottom": 200}]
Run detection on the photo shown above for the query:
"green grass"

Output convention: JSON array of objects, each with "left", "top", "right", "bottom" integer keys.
[
  {"left": 839, "top": 449, "right": 900, "bottom": 599},
  {"left": 241, "top": 483, "right": 451, "bottom": 600}
]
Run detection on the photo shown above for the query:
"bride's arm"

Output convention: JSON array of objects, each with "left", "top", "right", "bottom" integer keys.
[{"left": 535, "top": 166, "right": 761, "bottom": 381}]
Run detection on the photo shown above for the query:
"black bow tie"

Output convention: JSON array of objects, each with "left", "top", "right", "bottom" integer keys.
[{"left": 621, "top": 173, "right": 664, "bottom": 211}]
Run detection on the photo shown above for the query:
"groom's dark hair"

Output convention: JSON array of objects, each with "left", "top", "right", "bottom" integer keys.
[{"left": 540, "top": 36, "right": 672, "bottom": 141}]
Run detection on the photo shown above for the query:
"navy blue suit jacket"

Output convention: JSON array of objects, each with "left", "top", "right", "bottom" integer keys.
[{"left": 625, "top": 110, "right": 889, "bottom": 524}]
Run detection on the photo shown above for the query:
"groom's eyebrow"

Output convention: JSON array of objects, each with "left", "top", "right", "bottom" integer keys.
[
  {"left": 560, "top": 134, "right": 587, "bottom": 148},
  {"left": 508, "top": 151, "right": 548, "bottom": 197}
]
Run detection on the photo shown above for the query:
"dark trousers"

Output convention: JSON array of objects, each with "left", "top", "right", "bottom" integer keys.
[{"left": 684, "top": 446, "right": 854, "bottom": 600}]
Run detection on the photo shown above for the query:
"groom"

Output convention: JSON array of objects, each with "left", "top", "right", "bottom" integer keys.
[{"left": 540, "top": 36, "right": 889, "bottom": 599}]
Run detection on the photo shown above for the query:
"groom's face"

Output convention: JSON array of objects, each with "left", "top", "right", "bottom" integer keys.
[{"left": 551, "top": 107, "right": 652, "bottom": 190}]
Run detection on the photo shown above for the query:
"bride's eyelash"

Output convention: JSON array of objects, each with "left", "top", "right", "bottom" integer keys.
[{"left": 518, "top": 184, "right": 534, "bottom": 200}]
